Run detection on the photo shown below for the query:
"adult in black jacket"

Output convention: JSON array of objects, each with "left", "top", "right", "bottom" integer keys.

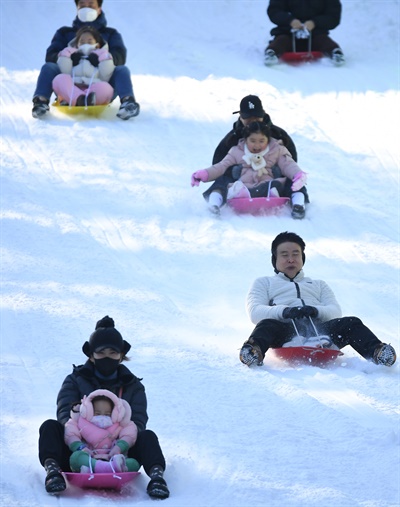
[
  {"left": 32, "top": 0, "right": 139, "bottom": 120},
  {"left": 38, "top": 316, "right": 169, "bottom": 500},
  {"left": 264, "top": 0, "right": 345, "bottom": 66},
  {"left": 203, "top": 95, "right": 303, "bottom": 213}
]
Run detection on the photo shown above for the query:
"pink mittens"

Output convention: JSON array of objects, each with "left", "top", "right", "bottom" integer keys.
[
  {"left": 191, "top": 170, "right": 209, "bottom": 187},
  {"left": 291, "top": 171, "right": 307, "bottom": 191}
]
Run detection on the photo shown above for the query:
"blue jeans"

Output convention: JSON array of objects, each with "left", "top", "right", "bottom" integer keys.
[
  {"left": 109, "top": 65, "right": 135, "bottom": 102},
  {"left": 33, "top": 62, "right": 60, "bottom": 100},
  {"left": 33, "top": 63, "right": 135, "bottom": 103}
]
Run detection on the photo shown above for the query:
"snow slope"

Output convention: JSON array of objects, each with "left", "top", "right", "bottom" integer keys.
[{"left": 1, "top": 1, "right": 399, "bottom": 506}]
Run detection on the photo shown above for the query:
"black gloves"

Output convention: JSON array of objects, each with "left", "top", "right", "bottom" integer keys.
[
  {"left": 71, "top": 51, "right": 83, "bottom": 66},
  {"left": 301, "top": 306, "right": 318, "bottom": 318},
  {"left": 88, "top": 52, "right": 99, "bottom": 67},
  {"left": 282, "top": 306, "right": 318, "bottom": 320},
  {"left": 282, "top": 307, "right": 303, "bottom": 319}
]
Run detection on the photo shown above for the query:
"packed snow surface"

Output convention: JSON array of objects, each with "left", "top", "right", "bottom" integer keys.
[{"left": 1, "top": 1, "right": 399, "bottom": 506}]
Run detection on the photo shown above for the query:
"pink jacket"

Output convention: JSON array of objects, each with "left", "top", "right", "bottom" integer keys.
[
  {"left": 203, "top": 138, "right": 301, "bottom": 189},
  {"left": 64, "top": 389, "right": 138, "bottom": 459}
]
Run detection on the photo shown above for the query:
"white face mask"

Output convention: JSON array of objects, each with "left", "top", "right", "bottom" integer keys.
[
  {"left": 91, "top": 415, "right": 113, "bottom": 429},
  {"left": 79, "top": 43, "right": 97, "bottom": 56},
  {"left": 78, "top": 7, "right": 98, "bottom": 23}
]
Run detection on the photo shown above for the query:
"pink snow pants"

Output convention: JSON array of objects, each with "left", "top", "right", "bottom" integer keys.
[{"left": 52, "top": 74, "right": 114, "bottom": 106}]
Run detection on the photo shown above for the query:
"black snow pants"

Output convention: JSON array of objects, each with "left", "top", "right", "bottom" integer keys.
[{"left": 247, "top": 316, "right": 382, "bottom": 360}]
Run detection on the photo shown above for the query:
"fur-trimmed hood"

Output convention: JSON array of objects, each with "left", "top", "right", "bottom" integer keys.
[
  {"left": 64, "top": 388, "right": 138, "bottom": 457},
  {"left": 72, "top": 388, "right": 132, "bottom": 426}
]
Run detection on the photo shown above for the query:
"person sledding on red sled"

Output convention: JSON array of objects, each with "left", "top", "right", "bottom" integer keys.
[
  {"left": 64, "top": 389, "right": 141, "bottom": 473},
  {"left": 239, "top": 232, "right": 397, "bottom": 367},
  {"left": 191, "top": 121, "right": 308, "bottom": 219},
  {"left": 264, "top": 0, "right": 345, "bottom": 66},
  {"left": 38, "top": 315, "right": 169, "bottom": 499}
]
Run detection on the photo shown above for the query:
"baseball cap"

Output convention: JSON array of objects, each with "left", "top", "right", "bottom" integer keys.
[{"left": 233, "top": 95, "right": 265, "bottom": 119}]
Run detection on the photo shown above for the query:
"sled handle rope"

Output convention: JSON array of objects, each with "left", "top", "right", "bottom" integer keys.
[
  {"left": 291, "top": 318, "right": 302, "bottom": 340},
  {"left": 68, "top": 58, "right": 97, "bottom": 107},
  {"left": 291, "top": 30, "right": 312, "bottom": 54},
  {"left": 84, "top": 68, "right": 97, "bottom": 107},
  {"left": 86, "top": 455, "right": 122, "bottom": 481},
  {"left": 69, "top": 67, "right": 76, "bottom": 107},
  {"left": 87, "top": 453, "right": 95, "bottom": 480},
  {"left": 308, "top": 316, "right": 324, "bottom": 347},
  {"left": 291, "top": 316, "right": 332, "bottom": 348}
]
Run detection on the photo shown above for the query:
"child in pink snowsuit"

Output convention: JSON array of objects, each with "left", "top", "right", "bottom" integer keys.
[
  {"left": 64, "top": 389, "right": 140, "bottom": 473},
  {"left": 52, "top": 26, "right": 114, "bottom": 107}
]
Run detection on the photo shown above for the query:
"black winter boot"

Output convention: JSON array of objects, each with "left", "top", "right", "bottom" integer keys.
[
  {"left": 44, "top": 458, "right": 66, "bottom": 494},
  {"left": 147, "top": 465, "right": 170, "bottom": 499}
]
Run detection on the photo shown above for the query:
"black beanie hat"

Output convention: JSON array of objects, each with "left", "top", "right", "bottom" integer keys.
[
  {"left": 82, "top": 315, "right": 131, "bottom": 357},
  {"left": 271, "top": 232, "right": 306, "bottom": 272}
]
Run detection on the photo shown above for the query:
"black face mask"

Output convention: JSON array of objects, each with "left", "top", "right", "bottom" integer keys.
[{"left": 93, "top": 357, "right": 120, "bottom": 377}]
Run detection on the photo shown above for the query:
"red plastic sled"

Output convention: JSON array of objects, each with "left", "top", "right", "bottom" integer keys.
[
  {"left": 272, "top": 346, "right": 343, "bottom": 366},
  {"left": 281, "top": 30, "right": 323, "bottom": 64},
  {"left": 64, "top": 471, "right": 140, "bottom": 490},
  {"left": 281, "top": 51, "right": 323, "bottom": 63},
  {"left": 228, "top": 197, "right": 289, "bottom": 215}
]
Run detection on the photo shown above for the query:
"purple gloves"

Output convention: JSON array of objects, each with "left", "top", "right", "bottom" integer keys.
[
  {"left": 291, "top": 171, "right": 307, "bottom": 191},
  {"left": 191, "top": 170, "right": 209, "bottom": 187}
]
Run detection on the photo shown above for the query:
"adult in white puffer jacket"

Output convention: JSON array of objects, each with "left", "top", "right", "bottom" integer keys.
[
  {"left": 53, "top": 26, "right": 114, "bottom": 106},
  {"left": 240, "top": 232, "right": 397, "bottom": 368}
]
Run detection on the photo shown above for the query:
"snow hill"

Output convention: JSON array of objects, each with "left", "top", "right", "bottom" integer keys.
[{"left": 1, "top": 1, "right": 399, "bottom": 506}]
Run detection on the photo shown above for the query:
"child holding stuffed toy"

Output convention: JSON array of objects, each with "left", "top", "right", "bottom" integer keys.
[
  {"left": 52, "top": 26, "right": 115, "bottom": 107},
  {"left": 191, "top": 121, "right": 308, "bottom": 218},
  {"left": 64, "top": 389, "right": 140, "bottom": 474}
]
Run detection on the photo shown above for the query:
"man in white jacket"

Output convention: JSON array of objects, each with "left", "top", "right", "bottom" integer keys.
[{"left": 240, "top": 232, "right": 396, "bottom": 367}]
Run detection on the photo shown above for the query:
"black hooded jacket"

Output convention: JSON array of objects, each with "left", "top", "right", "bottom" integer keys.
[
  {"left": 56, "top": 360, "right": 148, "bottom": 432},
  {"left": 267, "top": 0, "right": 342, "bottom": 37}
]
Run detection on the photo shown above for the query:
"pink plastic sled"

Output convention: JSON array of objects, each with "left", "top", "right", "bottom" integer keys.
[
  {"left": 272, "top": 346, "right": 343, "bottom": 366},
  {"left": 228, "top": 196, "right": 289, "bottom": 215},
  {"left": 64, "top": 471, "right": 140, "bottom": 490}
]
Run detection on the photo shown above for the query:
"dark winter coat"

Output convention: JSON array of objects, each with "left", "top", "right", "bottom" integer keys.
[
  {"left": 56, "top": 360, "right": 148, "bottom": 432},
  {"left": 267, "top": 0, "right": 342, "bottom": 36},
  {"left": 212, "top": 113, "right": 297, "bottom": 164},
  {"left": 45, "top": 12, "right": 127, "bottom": 66}
]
